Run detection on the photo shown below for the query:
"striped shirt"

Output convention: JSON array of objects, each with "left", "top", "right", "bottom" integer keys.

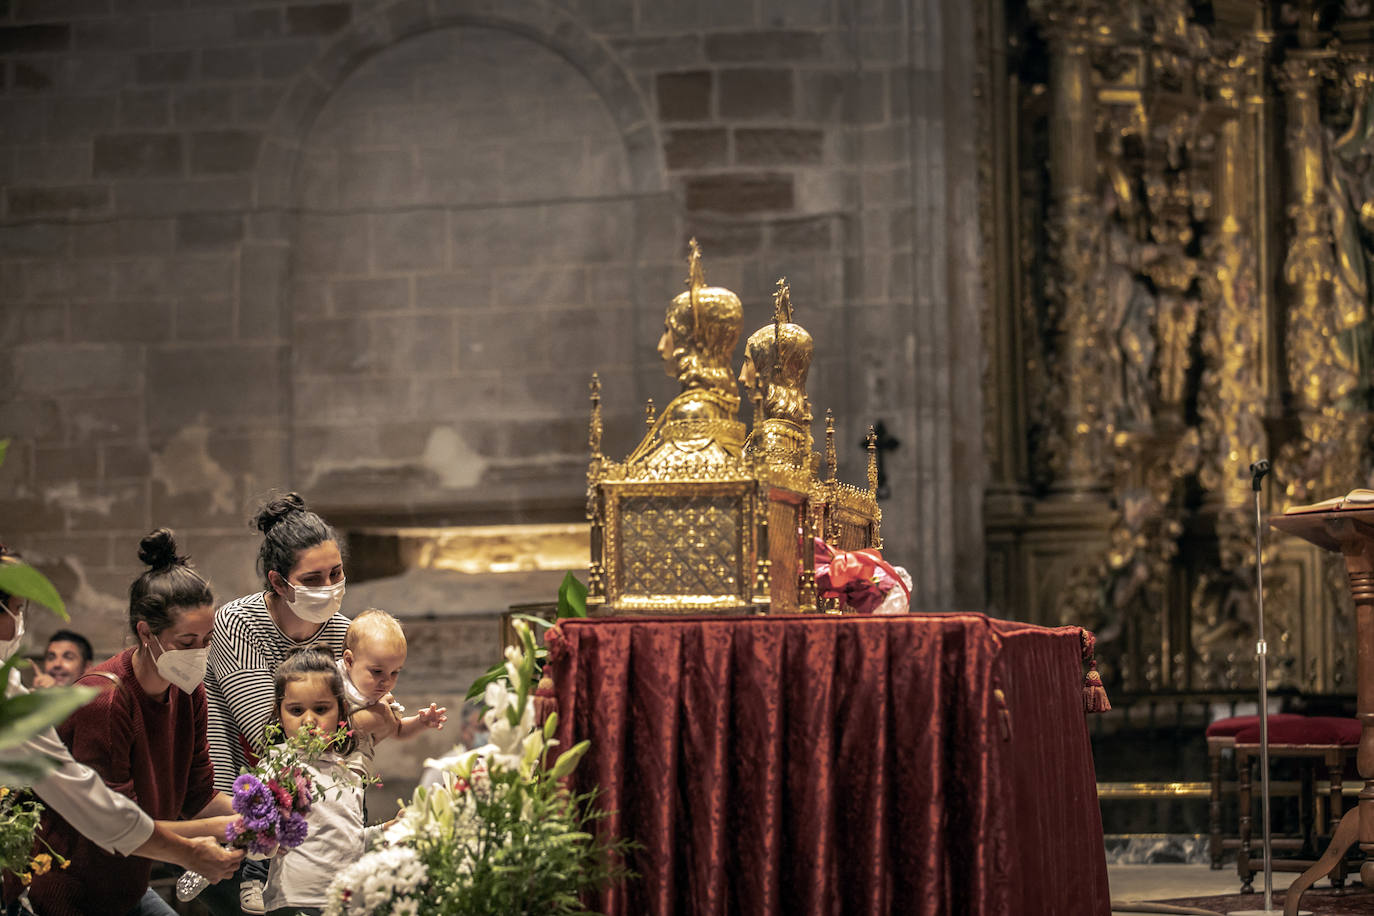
[{"left": 205, "top": 591, "right": 349, "bottom": 794}]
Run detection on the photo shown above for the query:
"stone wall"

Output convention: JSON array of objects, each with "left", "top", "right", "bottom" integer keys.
[{"left": 0, "top": 0, "right": 986, "bottom": 662}]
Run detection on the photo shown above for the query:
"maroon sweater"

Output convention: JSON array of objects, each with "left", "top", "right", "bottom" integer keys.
[{"left": 26, "top": 648, "right": 217, "bottom": 915}]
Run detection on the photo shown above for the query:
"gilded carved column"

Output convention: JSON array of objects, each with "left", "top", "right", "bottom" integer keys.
[
  {"left": 1199, "top": 49, "right": 1267, "bottom": 513},
  {"left": 1282, "top": 55, "right": 1339, "bottom": 412},
  {"left": 1189, "top": 45, "right": 1276, "bottom": 689},
  {"left": 1276, "top": 51, "right": 1364, "bottom": 506},
  {"left": 1030, "top": 0, "right": 1113, "bottom": 494}
]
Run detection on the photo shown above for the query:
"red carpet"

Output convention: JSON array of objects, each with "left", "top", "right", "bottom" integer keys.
[{"left": 1154, "top": 888, "right": 1374, "bottom": 914}]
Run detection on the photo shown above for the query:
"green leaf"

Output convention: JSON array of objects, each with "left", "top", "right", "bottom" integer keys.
[
  {"left": 0, "top": 439, "right": 8, "bottom": 469},
  {"left": 465, "top": 660, "right": 506, "bottom": 703},
  {"left": 543, "top": 711, "right": 558, "bottom": 740},
  {"left": 556, "top": 572, "right": 587, "bottom": 619},
  {"left": 0, "top": 563, "right": 66, "bottom": 621},
  {"left": 0, "top": 685, "right": 96, "bottom": 751}
]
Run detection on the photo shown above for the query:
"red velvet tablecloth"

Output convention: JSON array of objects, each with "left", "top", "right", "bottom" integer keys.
[{"left": 547, "top": 613, "right": 1110, "bottom": 916}]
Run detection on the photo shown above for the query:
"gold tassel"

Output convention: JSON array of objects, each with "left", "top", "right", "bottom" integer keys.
[{"left": 1082, "top": 662, "right": 1111, "bottom": 714}]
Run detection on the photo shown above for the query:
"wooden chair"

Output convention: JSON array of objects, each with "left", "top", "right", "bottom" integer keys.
[
  {"left": 1232, "top": 716, "right": 1361, "bottom": 894},
  {"left": 1206, "top": 713, "right": 1306, "bottom": 869}
]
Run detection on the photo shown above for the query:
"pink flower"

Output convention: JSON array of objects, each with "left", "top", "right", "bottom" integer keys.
[
  {"left": 268, "top": 779, "right": 293, "bottom": 813},
  {"left": 293, "top": 773, "right": 312, "bottom": 812}
]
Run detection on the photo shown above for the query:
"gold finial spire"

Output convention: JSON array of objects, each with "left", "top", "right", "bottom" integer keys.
[
  {"left": 803, "top": 397, "right": 813, "bottom": 459},
  {"left": 866, "top": 425, "right": 878, "bottom": 495},
  {"left": 686, "top": 238, "right": 705, "bottom": 340},
  {"left": 825, "top": 409, "right": 837, "bottom": 480},
  {"left": 588, "top": 373, "right": 602, "bottom": 459},
  {"left": 772, "top": 277, "right": 793, "bottom": 325},
  {"left": 752, "top": 388, "right": 764, "bottom": 430},
  {"left": 768, "top": 278, "right": 792, "bottom": 400},
  {"left": 645, "top": 398, "right": 656, "bottom": 428},
  {"left": 686, "top": 237, "right": 705, "bottom": 289}
]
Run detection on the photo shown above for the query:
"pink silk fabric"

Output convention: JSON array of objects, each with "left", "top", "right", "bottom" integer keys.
[{"left": 548, "top": 613, "right": 1111, "bottom": 916}]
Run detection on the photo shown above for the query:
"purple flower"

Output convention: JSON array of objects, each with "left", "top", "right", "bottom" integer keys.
[
  {"left": 232, "top": 774, "right": 276, "bottom": 820},
  {"left": 243, "top": 811, "right": 279, "bottom": 836},
  {"left": 278, "top": 811, "right": 308, "bottom": 848},
  {"left": 248, "top": 831, "right": 279, "bottom": 856},
  {"left": 223, "top": 820, "right": 246, "bottom": 845}
]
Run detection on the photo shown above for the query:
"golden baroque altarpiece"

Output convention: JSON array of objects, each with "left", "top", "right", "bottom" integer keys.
[
  {"left": 585, "top": 243, "right": 882, "bottom": 615},
  {"left": 982, "top": 0, "right": 1374, "bottom": 695}
]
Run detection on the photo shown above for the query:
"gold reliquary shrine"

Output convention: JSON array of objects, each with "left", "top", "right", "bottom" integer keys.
[{"left": 584, "top": 241, "right": 881, "bottom": 615}]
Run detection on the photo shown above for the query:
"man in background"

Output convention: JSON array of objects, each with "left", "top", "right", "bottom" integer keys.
[{"left": 33, "top": 629, "right": 93, "bottom": 688}]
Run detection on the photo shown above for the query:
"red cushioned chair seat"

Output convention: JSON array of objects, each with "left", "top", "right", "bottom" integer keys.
[
  {"left": 1206, "top": 713, "right": 1306, "bottom": 739},
  {"left": 1233, "top": 716, "right": 1360, "bottom": 746}
]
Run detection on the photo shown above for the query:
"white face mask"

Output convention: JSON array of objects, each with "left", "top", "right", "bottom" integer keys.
[
  {"left": 286, "top": 578, "right": 345, "bottom": 624},
  {"left": 0, "top": 604, "right": 25, "bottom": 663},
  {"left": 148, "top": 635, "right": 207, "bottom": 694}
]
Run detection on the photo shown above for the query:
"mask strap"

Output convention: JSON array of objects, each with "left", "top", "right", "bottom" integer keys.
[{"left": 142, "top": 627, "right": 164, "bottom": 660}]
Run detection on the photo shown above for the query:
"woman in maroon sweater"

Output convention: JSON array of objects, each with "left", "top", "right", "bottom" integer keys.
[{"left": 24, "top": 530, "right": 237, "bottom": 916}]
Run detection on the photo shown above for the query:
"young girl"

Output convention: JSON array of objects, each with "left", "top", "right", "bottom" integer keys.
[{"left": 262, "top": 647, "right": 379, "bottom": 916}]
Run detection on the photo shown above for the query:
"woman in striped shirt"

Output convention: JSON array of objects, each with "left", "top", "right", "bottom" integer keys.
[{"left": 203, "top": 493, "right": 350, "bottom": 915}]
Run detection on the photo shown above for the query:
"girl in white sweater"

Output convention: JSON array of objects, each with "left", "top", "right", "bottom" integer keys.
[{"left": 262, "top": 647, "right": 381, "bottom": 916}]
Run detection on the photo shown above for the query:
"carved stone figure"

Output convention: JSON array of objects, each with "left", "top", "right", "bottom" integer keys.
[{"left": 1100, "top": 187, "right": 1157, "bottom": 432}]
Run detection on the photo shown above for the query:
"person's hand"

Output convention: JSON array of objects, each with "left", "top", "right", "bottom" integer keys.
[
  {"left": 200, "top": 815, "right": 237, "bottom": 839},
  {"left": 31, "top": 671, "right": 56, "bottom": 689},
  {"left": 180, "top": 837, "right": 244, "bottom": 883},
  {"left": 417, "top": 703, "right": 447, "bottom": 730}
]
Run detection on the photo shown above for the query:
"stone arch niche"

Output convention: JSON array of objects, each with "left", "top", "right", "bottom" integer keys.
[{"left": 262, "top": 3, "right": 675, "bottom": 527}]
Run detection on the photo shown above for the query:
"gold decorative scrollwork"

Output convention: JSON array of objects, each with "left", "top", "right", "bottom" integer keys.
[{"left": 983, "top": 0, "right": 1374, "bottom": 694}]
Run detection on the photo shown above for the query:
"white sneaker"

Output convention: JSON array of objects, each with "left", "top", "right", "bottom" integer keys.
[{"left": 239, "top": 878, "right": 266, "bottom": 915}]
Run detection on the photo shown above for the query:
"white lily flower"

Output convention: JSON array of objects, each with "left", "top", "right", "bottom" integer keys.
[{"left": 483, "top": 679, "right": 510, "bottom": 712}]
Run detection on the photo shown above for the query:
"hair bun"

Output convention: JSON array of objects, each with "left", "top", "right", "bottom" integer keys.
[
  {"left": 254, "top": 492, "right": 308, "bottom": 535},
  {"left": 137, "top": 528, "right": 184, "bottom": 570}
]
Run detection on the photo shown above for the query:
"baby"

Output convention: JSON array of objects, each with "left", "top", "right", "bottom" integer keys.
[{"left": 338, "top": 608, "right": 447, "bottom": 751}]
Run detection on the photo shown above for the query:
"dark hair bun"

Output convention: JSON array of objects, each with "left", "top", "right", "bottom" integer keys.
[
  {"left": 254, "top": 492, "right": 308, "bottom": 535},
  {"left": 137, "top": 528, "right": 183, "bottom": 570}
]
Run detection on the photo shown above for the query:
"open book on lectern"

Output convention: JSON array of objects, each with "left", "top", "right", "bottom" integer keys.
[{"left": 1285, "top": 487, "right": 1374, "bottom": 514}]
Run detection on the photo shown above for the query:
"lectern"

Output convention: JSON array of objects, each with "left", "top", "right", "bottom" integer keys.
[{"left": 1268, "top": 506, "right": 1374, "bottom": 916}]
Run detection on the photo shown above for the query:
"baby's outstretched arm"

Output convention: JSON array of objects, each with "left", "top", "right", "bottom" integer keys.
[{"left": 396, "top": 703, "right": 448, "bottom": 740}]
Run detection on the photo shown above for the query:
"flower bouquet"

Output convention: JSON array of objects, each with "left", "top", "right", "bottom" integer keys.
[
  {"left": 176, "top": 721, "right": 345, "bottom": 901},
  {"left": 323, "top": 619, "right": 630, "bottom": 916}
]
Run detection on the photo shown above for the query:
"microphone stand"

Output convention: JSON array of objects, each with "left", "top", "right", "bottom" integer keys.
[{"left": 1230, "top": 460, "right": 1306, "bottom": 916}]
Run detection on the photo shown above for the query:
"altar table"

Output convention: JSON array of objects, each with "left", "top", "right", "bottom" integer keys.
[{"left": 547, "top": 613, "right": 1111, "bottom": 916}]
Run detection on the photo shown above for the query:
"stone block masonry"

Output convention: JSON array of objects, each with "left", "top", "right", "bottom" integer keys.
[{"left": 0, "top": 0, "right": 986, "bottom": 694}]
